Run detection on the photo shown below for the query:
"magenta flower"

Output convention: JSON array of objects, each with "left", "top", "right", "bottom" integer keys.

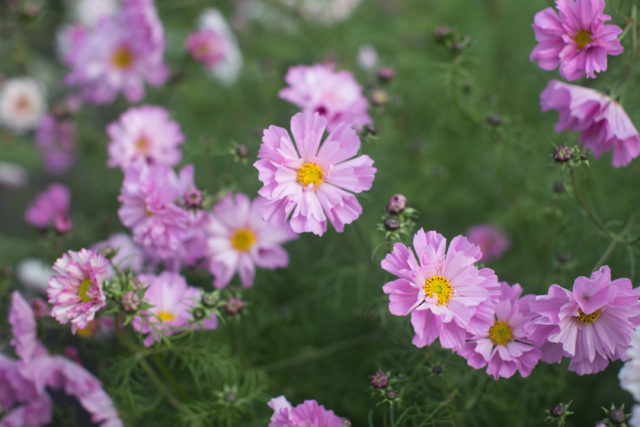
[
  {"left": 467, "top": 224, "right": 510, "bottom": 262},
  {"left": 107, "top": 105, "right": 184, "bottom": 169},
  {"left": 132, "top": 272, "right": 217, "bottom": 346},
  {"left": 530, "top": 0, "right": 623, "bottom": 81},
  {"left": 381, "top": 229, "right": 499, "bottom": 351},
  {"left": 254, "top": 111, "right": 376, "bottom": 236},
  {"left": 529, "top": 266, "right": 640, "bottom": 375},
  {"left": 47, "top": 249, "right": 109, "bottom": 334},
  {"left": 279, "top": 64, "right": 371, "bottom": 131},
  {"left": 541, "top": 80, "right": 640, "bottom": 167},
  {"left": 268, "top": 395, "right": 343, "bottom": 427},
  {"left": 35, "top": 114, "right": 76, "bottom": 174},
  {"left": 206, "top": 193, "right": 298, "bottom": 288},
  {"left": 458, "top": 283, "right": 542, "bottom": 380},
  {"left": 25, "top": 183, "right": 72, "bottom": 233},
  {"left": 186, "top": 29, "right": 227, "bottom": 68}
]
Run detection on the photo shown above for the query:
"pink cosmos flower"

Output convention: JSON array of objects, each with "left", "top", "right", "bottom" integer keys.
[
  {"left": 381, "top": 229, "right": 499, "bottom": 351},
  {"left": 541, "top": 80, "right": 640, "bottom": 167},
  {"left": 530, "top": 0, "right": 623, "bottom": 81},
  {"left": 106, "top": 105, "right": 184, "bottom": 169},
  {"left": 91, "top": 232, "right": 144, "bottom": 276},
  {"left": 279, "top": 64, "right": 371, "bottom": 131},
  {"left": 207, "top": 193, "right": 298, "bottom": 288},
  {"left": 24, "top": 183, "right": 72, "bottom": 232},
  {"left": 268, "top": 395, "right": 343, "bottom": 427},
  {"left": 35, "top": 114, "right": 76, "bottom": 174},
  {"left": 254, "top": 111, "right": 376, "bottom": 236},
  {"left": 458, "top": 283, "right": 542, "bottom": 380},
  {"left": 47, "top": 249, "right": 109, "bottom": 334},
  {"left": 132, "top": 272, "right": 217, "bottom": 346},
  {"left": 528, "top": 266, "right": 640, "bottom": 375},
  {"left": 467, "top": 224, "right": 510, "bottom": 262},
  {"left": 186, "top": 29, "right": 227, "bottom": 68}
]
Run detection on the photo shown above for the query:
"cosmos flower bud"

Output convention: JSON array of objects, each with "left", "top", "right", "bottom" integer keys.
[
  {"left": 486, "top": 113, "right": 502, "bottom": 126},
  {"left": 553, "top": 145, "right": 572, "bottom": 163},
  {"left": 433, "top": 26, "right": 452, "bottom": 43},
  {"left": 225, "top": 297, "right": 244, "bottom": 315},
  {"left": 201, "top": 292, "right": 218, "bottom": 308},
  {"left": 549, "top": 404, "right": 564, "bottom": 417},
  {"left": 184, "top": 189, "right": 203, "bottom": 208},
  {"left": 236, "top": 143, "right": 249, "bottom": 158},
  {"left": 552, "top": 180, "right": 565, "bottom": 194},
  {"left": 386, "top": 194, "right": 407, "bottom": 214},
  {"left": 383, "top": 217, "right": 401, "bottom": 231},
  {"left": 431, "top": 365, "right": 443, "bottom": 374},
  {"left": 371, "top": 89, "right": 389, "bottom": 106},
  {"left": 384, "top": 389, "right": 397, "bottom": 400},
  {"left": 120, "top": 291, "right": 141, "bottom": 313},
  {"left": 370, "top": 371, "right": 389, "bottom": 389},
  {"left": 377, "top": 67, "right": 395, "bottom": 83},
  {"left": 192, "top": 307, "right": 206, "bottom": 320},
  {"left": 609, "top": 408, "right": 626, "bottom": 424}
]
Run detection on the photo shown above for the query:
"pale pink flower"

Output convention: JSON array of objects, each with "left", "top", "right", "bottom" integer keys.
[
  {"left": 0, "top": 77, "right": 46, "bottom": 133},
  {"left": 541, "top": 80, "right": 640, "bottom": 167},
  {"left": 268, "top": 395, "right": 343, "bottom": 427},
  {"left": 619, "top": 328, "right": 640, "bottom": 404},
  {"left": 24, "top": 183, "right": 71, "bottom": 232},
  {"left": 467, "top": 224, "right": 510, "bottom": 262},
  {"left": 207, "top": 193, "right": 297, "bottom": 288},
  {"left": 35, "top": 114, "right": 76, "bottom": 174},
  {"left": 193, "top": 9, "right": 243, "bottom": 84},
  {"left": 530, "top": 0, "right": 623, "bottom": 81},
  {"left": 279, "top": 64, "right": 371, "bottom": 131},
  {"left": 91, "top": 232, "right": 144, "bottom": 276},
  {"left": 186, "top": 30, "right": 227, "bottom": 68},
  {"left": 255, "top": 111, "right": 376, "bottom": 236}
]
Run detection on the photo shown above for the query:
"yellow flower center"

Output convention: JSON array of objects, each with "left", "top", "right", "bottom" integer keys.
[
  {"left": 423, "top": 275, "right": 453, "bottom": 306},
  {"left": 78, "top": 278, "right": 94, "bottom": 303},
  {"left": 489, "top": 320, "right": 513, "bottom": 345},
  {"left": 112, "top": 46, "right": 134, "bottom": 69},
  {"left": 297, "top": 162, "right": 324, "bottom": 188},
  {"left": 157, "top": 311, "right": 176, "bottom": 323},
  {"left": 135, "top": 135, "right": 151, "bottom": 155},
  {"left": 574, "top": 30, "right": 592, "bottom": 49},
  {"left": 230, "top": 228, "right": 256, "bottom": 252},
  {"left": 576, "top": 308, "right": 601, "bottom": 324}
]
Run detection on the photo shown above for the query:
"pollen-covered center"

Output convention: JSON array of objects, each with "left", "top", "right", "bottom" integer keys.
[
  {"left": 157, "top": 311, "right": 176, "bottom": 323},
  {"left": 573, "top": 30, "right": 592, "bottom": 49},
  {"left": 135, "top": 134, "right": 151, "bottom": 155},
  {"left": 423, "top": 275, "right": 453, "bottom": 306},
  {"left": 489, "top": 320, "right": 513, "bottom": 345},
  {"left": 112, "top": 46, "right": 134, "bottom": 69},
  {"left": 297, "top": 162, "right": 324, "bottom": 188},
  {"left": 576, "top": 308, "right": 601, "bottom": 324},
  {"left": 230, "top": 228, "right": 256, "bottom": 252},
  {"left": 14, "top": 94, "right": 31, "bottom": 113},
  {"left": 78, "top": 278, "right": 94, "bottom": 303}
]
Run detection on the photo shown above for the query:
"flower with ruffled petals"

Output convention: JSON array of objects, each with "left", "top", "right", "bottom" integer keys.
[
  {"left": 381, "top": 229, "right": 499, "bottom": 351},
  {"left": 47, "top": 249, "right": 109, "bottom": 334},
  {"left": 530, "top": 0, "right": 623, "bottom": 81},
  {"left": 0, "top": 77, "right": 46, "bottom": 133},
  {"left": 25, "top": 183, "right": 72, "bottom": 233},
  {"left": 268, "top": 395, "right": 343, "bottom": 427},
  {"left": 467, "top": 224, "right": 510, "bottom": 262},
  {"left": 529, "top": 266, "right": 640, "bottom": 375},
  {"left": 279, "top": 64, "right": 371, "bottom": 131},
  {"left": 107, "top": 105, "right": 184, "bottom": 169},
  {"left": 35, "top": 114, "right": 76, "bottom": 174},
  {"left": 458, "top": 283, "right": 542, "bottom": 380},
  {"left": 541, "top": 80, "right": 640, "bottom": 167},
  {"left": 255, "top": 111, "right": 376, "bottom": 236},
  {"left": 207, "top": 193, "right": 297, "bottom": 288}
]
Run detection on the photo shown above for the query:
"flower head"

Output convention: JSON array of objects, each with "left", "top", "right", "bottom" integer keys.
[
  {"left": 466, "top": 224, "right": 510, "bottom": 262},
  {"left": 530, "top": 0, "right": 623, "bottom": 81},
  {"left": 541, "top": 80, "right": 640, "bottom": 167},
  {"left": 35, "top": 114, "right": 76, "bottom": 175},
  {"left": 0, "top": 77, "right": 46, "bottom": 133},
  {"left": 381, "top": 229, "right": 499, "bottom": 351},
  {"left": 25, "top": 183, "right": 71, "bottom": 232},
  {"left": 91, "top": 232, "right": 144, "bottom": 276},
  {"left": 255, "top": 111, "right": 376, "bottom": 235},
  {"left": 268, "top": 395, "right": 343, "bottom": 427}
]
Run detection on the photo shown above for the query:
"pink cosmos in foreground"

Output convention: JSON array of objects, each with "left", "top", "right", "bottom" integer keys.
[
  {"left": 47, "top": 249, "right": 109, "bottom": 334},
  {"left": 458, "top": 283, "right": 542, "bottom": 380},
  {"left": 268, "top": 395, "right": 344, "bottom": 427},
  {"left": 467, "top": 223, "right": 510, "bottom": 262},
  {"left": 207, "top": 193, "right": 298, "bottom": 288},
  {"left": 279, "top": 64, "right": 371, "bottom": 131},
  {"left": 528, "top": 266, "right": 640, "bottom": 375},
  {"left": 381, "top": 229, "right": 499, "bottom": 351},
  {"left": 25, "top": 183, "right": 72, "bottom": 233},
  {"left": 255, "top": 111, "right": 376, "bottom": 236},
  {"left": 1, "top": 292, "right": 122, "bottom": 426},
  {"left": 541, "top": 80, "right": 640, "bottom": 167},
  {"left": 530, "top": 0, "right": 623, "bottom": 81},
  {"left": 36, "top": 114, "right": 76, "bottom": 175},
  {"left": 107, "top": 105, "right": 184, "bottom": 169}
]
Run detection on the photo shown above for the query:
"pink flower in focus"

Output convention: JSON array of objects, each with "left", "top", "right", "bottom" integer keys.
[
  {"left": 207, "top": 193, "right": 298, "bottom": 288},
  {"left": 132, "top": 272, "right": 217, "bottom": 346},
  {"left": 268, "top": 395, "right": 343, "bottom": 427},
  {"left": 467, "top": 224, "right": 510, "bottom": 262},
  {"left": 35, "top": 114, "right": 76, "bottom": 174},
  {"left": 254, "top": 111, "right": 376, "bottom": 236},
  {"left": 25, "top": 183, "right": 72, "bottom": 233},
  {"left": 530, "top": 0, "right": 623, "bottom": 81},
  {"left": 279, "top": 64, "right": 371, "bottom": 131},
  {"left": 186, "top": 30, "right": 227, "bottom": 68},
  {"left": 541, "top": 80, "right": 640, "bottom": 167},
  {"left": 107, "top": 105, "right": 184, "bottom": 169},
  {"left": 47, "top": 249, "right": 109, "bottom": 334},
  {"left": 381, "top": 229, "right": 499, "bottom": 351},
  {"left": 458, "top": 283, "right": 542, "bottom": 380},
  {"left": 528, "top": 266, "right": 640, "bottom": 375}
]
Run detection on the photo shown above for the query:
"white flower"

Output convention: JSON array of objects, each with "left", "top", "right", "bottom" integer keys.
[
  {"left": 16, "top": 258, "right": 53, "bottom": 293},
  {"left": 0, "top": 77, "right": 46, "bottom": 133},
  {"left": 0, "top": 161, "right": 28, "bottom": 189},
  {"left": 283, "top": 0, "right": 362, "bottom": 24},
  {"left": 73, "top": 0, "right": 118, "bottom": 27},
  {"left": 358, "top": 44, "right": 378, "bottom": 70},
  {"left": 199, "top": 9, "right": 243, "bottom": 85}
]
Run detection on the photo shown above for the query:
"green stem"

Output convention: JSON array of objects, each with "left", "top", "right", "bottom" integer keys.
[
  {"left": 138, "top": 357, "right": 191, "bottom": 415},
  {"left": 450, "top": 59, "right": 481, "bottom": 127}
]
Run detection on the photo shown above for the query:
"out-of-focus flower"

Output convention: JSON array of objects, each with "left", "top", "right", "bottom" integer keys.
[
  {"left": 35, "top": 114, "right": 76, "bottom": 174},
  {"left": 541, "top": 80, "right": 640, "bottom": 167},
  {"left": 620, "top": 328, "right": 640, "bottom": 407},
  {"left": 74, "top": 0, "right": 118, "bottom": 27},
  {"left": 381, "top": 229, "right": 499, "bottom": 351},
  {"left": 530, "top": 0, "right": 623, "bottom": 81},
  {"left": 268, "top": 395, "right": 343, "bottom": 427},
  {"left": 91, "top": 232, "right": 144, "bottom": 275},
  {"left": 207, "top": 193, "right": 297, "bottom": 288},
  {"left": 282, "top": 0, "right": 362, "bottom": 24},
  {"left": 0, "top": 77, "right": 46, "bottom": 133},
  {"left": 357, "top": 44, "right": 378, "bottom": 70},
  {"left": 466, "top": 224, "right": 510, "bottom": 262},
  {"left": 0, "top": 161, "right": 28, "bottom": 188},
  {"left": 255, "top": 111, "right": 376, "bottom": 235},
  {"left": 279, "top": 64, "right": 371, "bottom": 131},
  {"left": 16, "top": 258, "right": 53, "bottom": 293},
  {"left": 107, "top": 105, "right": 184, "bottom": 169},
  {"left": 25, "top": 183, "right": 71, "bottom": 232}
]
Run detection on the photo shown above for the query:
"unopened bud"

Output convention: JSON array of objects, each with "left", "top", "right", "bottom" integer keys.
[
  {"left": 120, "top": 291, "right": 141, "bottom": 313},
  {"left": 550, "top": 404, "right": 564, "bottom": 417},
  {"left": 193, "top": 307, "right": 206, "bottom": 320},
  {"left": 54, "top": 213, "right": 72, "bottom": 234},
  {"left": 341, "top": 418, "right": 352, "bottom": 427},
  {"left": 377, "top": 67, "right": 395, "bottom": 83},
  {"left": 433, "top": 26, "right": 452, "bottom": 43},
  {"left": 385, "top": 389, "right": 397, "bottom": 400},
  {"left": 609, "top": 408, "right": 626, "bottom": 424},
  {"left": 553, "top": 180, "right": 565, "bottom": 194},
  {"left": 386, "top": 194, "right": 407, "bottom": 214},
  {"left": 553, "top": 145, "right": 572, "bottom": 163},
  {"left": 431, "top": 365, "right": 443, "bottom": 374},
  {"left": 236, "top": 144, "right": 249, "bottom": 158},
  {"left": 370, "top": 371, "right": 389, "bottom": 389},
  {"left": 371, "top": 89, "right": 389, "bottom": 106},
  {"left": 225, "top": 298, "right": 244, "bottom": 315},
  {"left": 486, "top": 113, "right": 502, "bottom": 126},
  {"left": 201, "top": 292, "right": 218, "bottom": 308},
  {"left": 384, "top": 217, "right": 401, "bottom": 231},
  {"left": 184, "top": 189, "right": 203, "bottom": 208}
]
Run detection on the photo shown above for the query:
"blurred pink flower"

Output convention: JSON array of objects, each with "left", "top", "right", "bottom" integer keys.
[
  {"left": 381, "top": 229, "right": 499, "bottom": 351},
  {"left": 24, "top": 183, "right": 71, "bottom": 233},
  {"left": 91, "top": 232, "right": 145, "bottom": 276},
  {"left": 467, "top": 224, "right": 510, "bottom": 262},
  {"left": 207, "top": 193, "right": 298, "bottom": 288},
  {"left": 255, "top": 111, "right": 376, "bottom": 236},
  {"left": 186, "top": 29, "right": 227, "bottom": 68},
  {"left": 541, "top": 80, "right": 640, "bottom": 167},
  {"left": 35, "top": 114, "right": 76, "bottom": 174},
  {"left": 268, "top": 395, "right": 343, "bottom": 427},
  {"left": 279, "top": 64, "right": 371, "bottom": 131},
  {"left": 530, "top": 0, "right": 623, "bottom": 81}
]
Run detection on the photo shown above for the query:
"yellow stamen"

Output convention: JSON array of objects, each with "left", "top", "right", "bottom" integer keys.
[
  {"left": 574, "top": 30, "right": 592, "bottom": 49},
  {"left": 297, "top": 162, "right": 324, "bottom": 188},
  {"left": 78, "top": 278, "right": 94, "bottom": 303},
  {"left": 423, "top": 275, "right": 453, "bottom": 306},
  {"left": 135, "top": 135, "right": 151, "bottom": 155},
  {"left": 77, "top": 320, "right": 97, "bottom": 338},
  {"left": 157, "top": 311, "right": 175, "bottom": 323},
  {"left": 230, "top": 228, "right": 256, "bottom": 252},
  {"left": 489, "top": 320, "right": 513, "bottom": 345},
  {"left": 576, "top": 308, "right": 600, "bottom": 324},
  {"left": 112, "top": 46, "right": 134, "bottom": 69}
]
